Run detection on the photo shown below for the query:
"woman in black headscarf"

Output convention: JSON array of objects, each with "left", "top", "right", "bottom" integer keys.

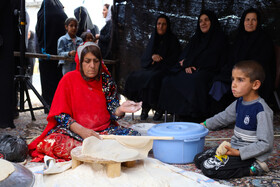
[
  {"left": 210, "top": 8, "right": 275, "bottom": 104},
  {"left": 36, "top": 0, "right": 67, "bottom": 109},
  {"left": 158, "top": 10, "right": 228, "bottom": 120},
  {"left": 124, "top": 14, "right": 180, "bottom": 121},
  {"left": 74, "top": 6, "right": 99, "bottom": 37}
]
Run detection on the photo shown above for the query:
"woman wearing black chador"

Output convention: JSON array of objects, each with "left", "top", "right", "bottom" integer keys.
[
  {"left": 124, "top": 14, "right": 180, "bottom": 121},
  {"left": 210, "top": 8, "right": 275, "bottom": 105},
  {"left": 158, "top": 10, "right": 228, "bottom": 120},
  {"left": 36, "top": 0, "right": 67, "bottom": 109}
]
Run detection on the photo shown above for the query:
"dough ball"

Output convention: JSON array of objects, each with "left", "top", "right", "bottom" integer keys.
[
  {"left": 0, "top": 159, "right": 15, "bottom": 181},
  {"left": 216, "top": 141, "right": 231, "bottom": 156}
]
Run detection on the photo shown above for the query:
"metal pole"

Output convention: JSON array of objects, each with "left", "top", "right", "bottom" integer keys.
[
  {"left": 19, "top": 0, "right": 26, "bottom": 74},
  {"left": 19, "top": 0, "right": 26, "bottom": 111}
]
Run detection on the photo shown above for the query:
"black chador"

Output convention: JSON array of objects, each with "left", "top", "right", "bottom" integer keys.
[
  {"left": 36, "top": 0, "right": 67, "bottom": 107},
  {"left": 158, "top": 10, "right": 228, "bottom": 118}
]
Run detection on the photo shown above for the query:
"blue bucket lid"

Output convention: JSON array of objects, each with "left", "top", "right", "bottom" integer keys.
[{"left": 147, "top": 122, "right": 208, "bottom": 140}]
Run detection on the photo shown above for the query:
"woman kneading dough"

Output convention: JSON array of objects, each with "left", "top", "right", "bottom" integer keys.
[{"left": 28, "top": 42, "right": 142, "bottom": 162}]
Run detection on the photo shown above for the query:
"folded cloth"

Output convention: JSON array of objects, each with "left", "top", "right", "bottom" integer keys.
[{"left": 43, "top": 156, "right": 72, "bottom": 174}]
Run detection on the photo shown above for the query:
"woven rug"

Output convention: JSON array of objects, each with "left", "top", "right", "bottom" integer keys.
[{"left": 1, "top": 110, "right": 280, "bottom": 186}]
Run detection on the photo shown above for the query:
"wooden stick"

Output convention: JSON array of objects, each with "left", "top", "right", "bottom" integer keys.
[
  {"left": 100, "top": 135, "right": 174, "bottom": 140},
  {"left": 13, "top": 51, "right": 118, "bottom": 64}
]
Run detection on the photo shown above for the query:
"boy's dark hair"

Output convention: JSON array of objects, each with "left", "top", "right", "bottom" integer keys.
[
  {"left": 233, "top": 60, "right": 265, "bottom": 83},
  {"left": 64, "top": 17, "right": 78, "bottom": 26}
]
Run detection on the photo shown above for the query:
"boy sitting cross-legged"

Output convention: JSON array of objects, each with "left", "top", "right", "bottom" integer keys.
[{"left": 194, "top": 60, "right": 274, "bottom": 179}]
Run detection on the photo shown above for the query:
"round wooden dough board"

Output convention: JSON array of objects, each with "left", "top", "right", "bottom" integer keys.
[
  {"left": 71, "top": 146, "right": 137, "bottom": 178},
  {"left": 71, "top": 146, "right": 118, "bottom": 164}
]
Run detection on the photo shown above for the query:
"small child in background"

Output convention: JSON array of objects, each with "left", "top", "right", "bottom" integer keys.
[
  {"left": 80, "top": 31, "right": 97, "bottom": 43},
  {"left": 194, "top": 60, "right": 274, "bottom": 179},
  {"left": 57, "top": 18, "right": 83, "bottom": 75},
  {"left": 75, "top": 32, "right": 110, "bottom": 75}
]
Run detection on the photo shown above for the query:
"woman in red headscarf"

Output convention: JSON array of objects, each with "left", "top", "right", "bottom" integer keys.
[{"left": 28, "top": 42, "right": 142, "bottom": 162}]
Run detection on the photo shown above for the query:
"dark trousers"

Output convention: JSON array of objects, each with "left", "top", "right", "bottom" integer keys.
[{"left": 194, "top": 147, "right": 255, "bottom": 179}]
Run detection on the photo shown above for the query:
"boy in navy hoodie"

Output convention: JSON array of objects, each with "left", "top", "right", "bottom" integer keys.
[{"left": 194, "top": 60, "right": 274, "bottom": 179}]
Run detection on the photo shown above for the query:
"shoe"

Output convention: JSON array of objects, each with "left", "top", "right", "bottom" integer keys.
[
  {"left": 153, "top": 110, "right": 163, "bottom": 121},
  {"left": 140, "top": 108, "right": 149, "bottom": 120},
  {"left": 250, "top": 160, "right": 269, "bottom": 176}
]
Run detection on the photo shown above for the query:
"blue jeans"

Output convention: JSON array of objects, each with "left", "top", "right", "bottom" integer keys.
[{"left": 62, "top": 62, "right": 76, "bottom": 75}]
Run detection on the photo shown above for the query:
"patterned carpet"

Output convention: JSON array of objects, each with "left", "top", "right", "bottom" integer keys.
[
  {"left": 1, "top": 110, "right": 280, "bottom": 186},
  {"left": 120, "top": 112, "right": 280, "bottom": 187}
]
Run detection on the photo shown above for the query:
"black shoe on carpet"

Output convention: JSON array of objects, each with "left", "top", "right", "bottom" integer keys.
[
  {"left": 140, "top": 108, "right": 150, "bottom": 120},
  {"left": 153, "top": 111, "right": 163, "bottom": 121}
]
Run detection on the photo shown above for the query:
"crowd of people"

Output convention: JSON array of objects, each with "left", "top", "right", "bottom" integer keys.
[{"left": 4, "top": 0, "right": 277, "bottom": 180}]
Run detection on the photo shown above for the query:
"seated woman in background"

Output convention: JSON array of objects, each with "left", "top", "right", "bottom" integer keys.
[
  {"left": 28, "top": 42, "right": 142, "bottom": 162},
  {"left": 158, "top": 10, "right": 228, "bottom": 120},
  {"left": 210, "top": 8, "right": 275, "bottom": 107},
  {"left": 124, "top": 14, "right": 180, "bottom": 121}
]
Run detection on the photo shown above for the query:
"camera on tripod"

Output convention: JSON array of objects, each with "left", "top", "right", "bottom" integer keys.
[{"left": 14, "top": 0, "right": 50, "bottom": 120}]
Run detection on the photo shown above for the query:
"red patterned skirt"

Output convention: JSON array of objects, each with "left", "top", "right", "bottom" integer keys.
[
  {"left": 31, "top": 124, "right": 140, "bottom": 162},
  {"left": 32, "top": 133, "right": 82, "bottom": 162}
]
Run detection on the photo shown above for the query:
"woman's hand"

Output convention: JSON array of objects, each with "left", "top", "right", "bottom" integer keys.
[
  {"left": 68, "top": 50, "right": 76, "bottom": 57},
  {"left": 115, "top": 100, "right": 142, "bottom": 116},
  {"left": 225, "top": 146, "right": 240, "bottom": 156},
  {"left": 185, "top": 66, "right": 196, "bottom": 74},
  {"left": 70, "top": 122, "right": 101, "bottom": 139},
  {"left": 179, "top": 59, "right": 184, "bottom": 66},
  {"left": 152, "top": 54, "right": 163, "bottom": 63},
  {"left": 95, "top": 34, "right": 100, "bottom": 39}
]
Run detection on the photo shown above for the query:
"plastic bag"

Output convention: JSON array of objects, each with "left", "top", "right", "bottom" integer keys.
[{"left": 0, "top": 134, "right": 28, "bottom": 162}]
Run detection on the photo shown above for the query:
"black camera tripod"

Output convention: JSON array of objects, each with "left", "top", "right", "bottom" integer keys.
[{"left": 14, "top": 0, "right": 49, "bottom": 120}]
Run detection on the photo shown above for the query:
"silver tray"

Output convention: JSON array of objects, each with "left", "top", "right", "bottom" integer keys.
[{"left": 0, "top": 163, "right": 35, "bottom": 187}]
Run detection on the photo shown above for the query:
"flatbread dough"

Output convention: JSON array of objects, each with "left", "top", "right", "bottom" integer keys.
[
  {"left": 82, "top": 136, "right": 139, "bottom": 162},
  {"left": 82, "top": 136, "right": 153, "bottom": 162},
  {"left": 0, "top": 159, "right": 15, "bottom": 181},
  {"left": 216, "top": 141, "right": 231, "bottom": 156},
  {"left": 115, "top": 136, "right": 153, "bottom": 156}
]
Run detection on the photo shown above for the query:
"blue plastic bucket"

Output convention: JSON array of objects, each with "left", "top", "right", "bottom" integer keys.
[{"left": 147, "top": 122, "right": 208, "bottom": 164}]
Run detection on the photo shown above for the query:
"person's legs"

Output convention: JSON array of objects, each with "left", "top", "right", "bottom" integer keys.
[
  {"left": 200, "top": 155, "right": 254, "bottom": 179},
  {"left": 39, "top": 59, "right": 62, "bottom": 107},
  {"left": 62, "top": 62, "right": 76, "bottom": 75},
  {"left": 70, "top": 62, "right": 76, "bottom": 71},
  {"left": 153, "top": 110, "right": 164, "bottom": 121},
  {"left": 194, "top": 147, "right": 217, "bottom": 169},
  {"left": 140, "top": 102, "right": 150, "bottom": 121},
  {"left": 35, "top": 133, "right": 82, "bottom": 162}
]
